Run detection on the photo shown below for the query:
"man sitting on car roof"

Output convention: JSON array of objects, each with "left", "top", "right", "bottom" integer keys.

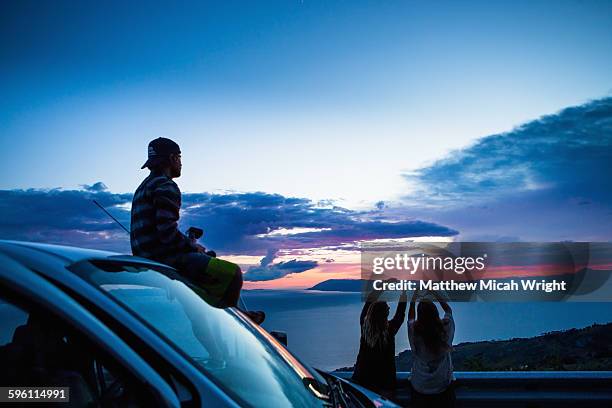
[{"left": 130, "top": 137, "right": 264, "bottom": 324}]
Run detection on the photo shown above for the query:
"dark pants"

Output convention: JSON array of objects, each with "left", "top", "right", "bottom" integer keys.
[
  {"left": 410, "top": 382, "right": 456, "bottom": 408},
  {"left": 175, "top": 252, "right": 243, "bottom": 308}
]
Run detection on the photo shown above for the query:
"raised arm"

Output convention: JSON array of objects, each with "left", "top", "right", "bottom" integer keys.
[
  {"left": 388, "top": 290, "right": 407, "bottom": 335},
  {"left": 407, "top": 289, "right": 419, "bottom": 350},
  {"left": 432, "top": 290, "right": 452, "bottom": 314},
  {"left": 408, "top": 289, "right": 419, "bottom": 322}
]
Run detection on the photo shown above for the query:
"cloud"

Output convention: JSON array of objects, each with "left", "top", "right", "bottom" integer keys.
[
  {"left": 259, "top": 247, "right": 278, "bottom": 267},
  {"left": 0, "top": 187, "right": 133, "bottom": 252},
  {"left": 0, "top": 186, "right": 457, "bottom": 256},
  {"left": 402, "top": 96, "right": 612, "bottom": 241},
  {"left": 243, "top": 249, "right": 318, "bottom": 281},
  {"left": 407, "top": 97, "right": 612, "bottom": 205},
  {"left": 178, "top": 191, "right": 457, "bottom": 253},
  {"left": 81, "top": 182, "right": 108, "bottom": 192}
]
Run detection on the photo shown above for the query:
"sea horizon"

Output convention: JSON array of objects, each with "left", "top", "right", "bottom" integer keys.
[{"left": 243, "top": 289, "right": 612, "bottom": 371}]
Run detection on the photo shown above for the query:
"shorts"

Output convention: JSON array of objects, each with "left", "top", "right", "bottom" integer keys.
[{"left": 175, "top": 252, "right": 240, "bottom": 307}]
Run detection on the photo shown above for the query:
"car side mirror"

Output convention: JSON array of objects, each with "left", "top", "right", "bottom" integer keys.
[{"left": 270, "top": 330, "right": 287, "bottom": 347}]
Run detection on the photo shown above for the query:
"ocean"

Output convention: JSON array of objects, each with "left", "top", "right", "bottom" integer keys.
[
  {"left": 243, "top": 290, "right": 612, "bottom": 371},
  {"left": 3, "top": 287, "right": 610, "bottom": 373}
]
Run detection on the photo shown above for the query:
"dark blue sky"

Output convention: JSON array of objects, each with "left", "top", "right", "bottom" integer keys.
[
  {"left": 2, "top": 0, "right": 611, "bottom": 206},
  {"left": 0, "top": 1, "right": 611, "bottom": 277}
]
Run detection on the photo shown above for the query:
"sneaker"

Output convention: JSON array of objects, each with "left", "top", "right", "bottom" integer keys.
[{"left": 244, "top": 310, "right": 266, "bottom": 324}]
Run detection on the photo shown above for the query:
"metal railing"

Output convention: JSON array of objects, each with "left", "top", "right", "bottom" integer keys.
[{"left": 333, "top": 371, "right": 612, "bottom": 407}]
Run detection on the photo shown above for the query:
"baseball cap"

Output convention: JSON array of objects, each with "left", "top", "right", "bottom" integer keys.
[{"left": 141, "top": 137, "right": 181, "bottom": 169}]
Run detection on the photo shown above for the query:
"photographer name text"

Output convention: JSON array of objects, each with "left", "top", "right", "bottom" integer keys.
[{"left": 373, "top": 279, "right": 567, "bottom": 293}]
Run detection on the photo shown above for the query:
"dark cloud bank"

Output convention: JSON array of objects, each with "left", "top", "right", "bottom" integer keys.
[
  {"left": 0, "top": 185, "right": 456, "bottom": 252},
  {"left": 0, "top": 185, "right": 456, "bottom": 281},
  {"left": 404, "top": 96, "right": 612, "bottom": 241}
]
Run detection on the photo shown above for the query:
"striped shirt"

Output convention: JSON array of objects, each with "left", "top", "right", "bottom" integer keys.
[{"left": 130, "top": 172, "right": 196, "bottom": 266}]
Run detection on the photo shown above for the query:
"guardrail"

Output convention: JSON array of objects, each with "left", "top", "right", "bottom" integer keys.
[{"left": 333, "top": 371, "right": 612, "bottom": 407}]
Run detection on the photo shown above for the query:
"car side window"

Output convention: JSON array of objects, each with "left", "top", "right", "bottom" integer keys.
[
  {"left": 0, "top": 296, "right": 28, "bottom": 347},
  {"left": 0, "top": 293, "right": 158, "bottom": 407}
]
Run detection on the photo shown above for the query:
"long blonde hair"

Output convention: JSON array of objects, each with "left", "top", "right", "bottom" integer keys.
[{"left": 363, "top": 301, "right": 389, "bottom": 348}]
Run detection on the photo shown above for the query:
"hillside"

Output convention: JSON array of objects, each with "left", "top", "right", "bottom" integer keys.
[
  {"left": 308, "top": 279, "right": 365, "bottom": 292},
  {"left": 337, "top": 322, "right": 612, "bottom": 371}
]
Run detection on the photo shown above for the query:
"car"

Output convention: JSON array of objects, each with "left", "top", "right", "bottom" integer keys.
[{"left": 0, "top": 240, "right": 398, "bottom": 408}]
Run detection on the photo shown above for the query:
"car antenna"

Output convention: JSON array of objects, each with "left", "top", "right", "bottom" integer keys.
[
  {"left": 93, "top": 200, "right": 130, "bottom": 234},
  {"left": 94, "top": 201, "right": 253, "bottom": 309}
]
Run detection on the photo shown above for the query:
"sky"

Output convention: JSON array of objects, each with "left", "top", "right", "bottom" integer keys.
[{"left": 1, "top": 1, "right": 611, "bottom": 288}]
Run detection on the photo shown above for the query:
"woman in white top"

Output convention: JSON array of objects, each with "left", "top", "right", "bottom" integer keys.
[{"left": 407, "top": 290, "right": 455, "bottom": 408}]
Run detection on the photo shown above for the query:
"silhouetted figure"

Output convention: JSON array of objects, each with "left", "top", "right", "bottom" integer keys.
[
  {"left": 352, "top": 289, "right": 407, "bottom": 399},
  {"left": 131, "top": 137, "right": 264, "bottom": 323},
  {"left": 408, "top": 290, "right": 456, "bottom": 408}
]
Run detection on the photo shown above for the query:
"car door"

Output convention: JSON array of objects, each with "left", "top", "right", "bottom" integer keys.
[{"left": 0, "top": 253, "right": 180, "bottom": 408}]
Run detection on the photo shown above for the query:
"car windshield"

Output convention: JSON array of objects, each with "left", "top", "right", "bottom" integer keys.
[{"left": 69, "top": 259, "right": 328, "bottom": 408}]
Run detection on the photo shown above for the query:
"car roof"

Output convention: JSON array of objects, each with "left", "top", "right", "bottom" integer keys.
[{"left": 0, "top": 240, "right": 170, "bottom": 270}]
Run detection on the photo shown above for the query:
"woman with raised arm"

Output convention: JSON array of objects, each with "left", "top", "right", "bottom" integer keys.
[
  {"left": 352, "top": 287, "right": 407, "bottom": 399},
  {"left": 408, "top": 290, "right": 456, "bottom": 408}
]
